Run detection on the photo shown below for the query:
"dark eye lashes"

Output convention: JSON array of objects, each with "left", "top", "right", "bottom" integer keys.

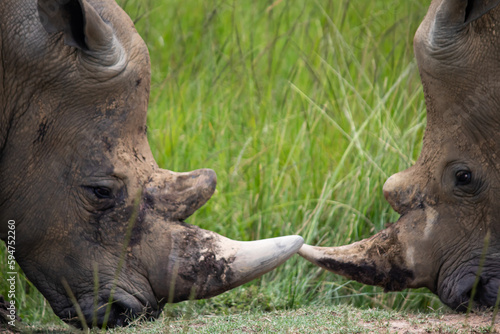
[{"left": 93, "top": 187, "right": 112, "bottom": 199}]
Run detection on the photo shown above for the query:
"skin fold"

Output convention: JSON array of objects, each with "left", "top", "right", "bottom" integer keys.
[
  {"left": 0, "top": 0, "right": 303, "bottom": 328},
  {"left": 299, "top": 0, "right": 500, "bottom": 311}
]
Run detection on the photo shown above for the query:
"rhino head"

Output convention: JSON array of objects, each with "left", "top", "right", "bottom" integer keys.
[
  {"left": 299, "top": 0, "right": 500, "bottom": 311},
  {"left": 0, "top": 0, "right": 303, "bottom": 328}
]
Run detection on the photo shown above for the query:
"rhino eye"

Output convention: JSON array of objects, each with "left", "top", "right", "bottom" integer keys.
[
  {"left": 455, "top": 170, "right": 472, "bottom": 186},
  {"left": 93, "top": 187, "right": 112, "bottom": 199}
]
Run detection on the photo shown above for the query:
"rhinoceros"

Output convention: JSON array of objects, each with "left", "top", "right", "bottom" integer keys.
[
  {"left": 299, "top": 0, "right": 500, "bottom": 311},
  {"left": 0, "top": 0, "right": 303, "bottom": 328}
]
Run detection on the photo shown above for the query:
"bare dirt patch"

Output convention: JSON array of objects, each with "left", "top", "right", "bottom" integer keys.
[{"left": 362, "top": 312, "right": 499, "bottom": 333}]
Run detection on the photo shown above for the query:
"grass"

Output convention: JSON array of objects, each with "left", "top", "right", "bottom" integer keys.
[{"left": 0, "top": 0, "right": 448, "bottom": 331}]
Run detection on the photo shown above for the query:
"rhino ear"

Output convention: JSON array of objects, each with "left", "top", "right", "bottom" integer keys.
[
  {"left": 37, "top": 0, "right": 123, "bottom": 67},
  {"left": 436, "top": 0, "right": 500, "bottom": 25},
  {"left": 38, "top": 0, "right": 85, "bottom": 50},
  {"left": 464, "top": 0, "right": 500, "bottom": 23}
]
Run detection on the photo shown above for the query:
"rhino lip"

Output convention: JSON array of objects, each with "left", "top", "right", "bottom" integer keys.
[
  {"left": 62, "top": 287, "right": 159, "bottom": 328},
  {"left": 440, "top": 272, "right": 500, "bottom": 312},
  {"left": 103, "top": 288, "right": 161, "bottom": 327}
]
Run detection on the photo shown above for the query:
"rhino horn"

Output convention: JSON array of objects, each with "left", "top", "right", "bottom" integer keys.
[
  {"left": 299, "top": 227, "right": 416, "bottom": 292},
  {"left": 144, "top": 168, "right": 219, "bottom": 221},
  {"left": 141, "top": 167, "right": 304, "bottom": 302},
  {"left": 148, "top": 226, "right": 304, "bottom": 302},
  {"left": 38, "top": 0, "right": 125, "bottom": 67}
]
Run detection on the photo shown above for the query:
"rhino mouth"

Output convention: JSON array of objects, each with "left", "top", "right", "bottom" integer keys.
[
  {"left": 439, "top": 271, "right": 500, "bottom": 311},
  {"left": 62, "top": 288, "right": 160, "bottom": 328}
]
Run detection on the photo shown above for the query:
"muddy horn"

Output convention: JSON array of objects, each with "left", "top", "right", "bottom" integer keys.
[
  {"left": 147, "top": 221, "right": 304, "bottom": 303},
  {"left": 298, "top": 221, "right": 421, "bottom": 292}
]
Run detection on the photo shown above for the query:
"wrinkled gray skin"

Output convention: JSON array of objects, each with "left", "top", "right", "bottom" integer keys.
[
  {"left": 300, "top": 0, "right": 500, "bottom": 311},
  {"left": 0, "top": 0, "right": 303, "bottom": 328}
]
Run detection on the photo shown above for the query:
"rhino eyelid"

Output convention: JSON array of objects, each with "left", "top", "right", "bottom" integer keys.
[{"left": 82, "top": 185, "right": 114, "bottom": 200}]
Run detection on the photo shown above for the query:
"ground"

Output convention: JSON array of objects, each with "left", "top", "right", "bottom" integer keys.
[
  {"left": 1, "top": 305, "right": 499, "bottom": 333},
  {"left": 157, "top": 307, "right": 500, "bottom": 334}
]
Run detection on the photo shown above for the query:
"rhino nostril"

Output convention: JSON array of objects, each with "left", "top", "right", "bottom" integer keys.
[
  {"left": 383, "top": 174, "right": 401, "bottom": 209},
  {"left": 183, "top": 169, "right": 216, "bottom": 196},
  {"left": 382, "top": 171, "right": 420, "bottom": 214},
  {"left": 383, "top": 188, "right": 391, "bottom": 201},
  {"left": 199, "top": 168, "right": 217, "bottom": 187}
]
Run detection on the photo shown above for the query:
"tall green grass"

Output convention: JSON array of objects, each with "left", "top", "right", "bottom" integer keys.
[{"left": 0, "top": 0, "right": 443, "bottom": 327}]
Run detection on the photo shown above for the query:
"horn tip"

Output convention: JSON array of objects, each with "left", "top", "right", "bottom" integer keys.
[
  {"left": 279, "top": 235, "right": 304, "bottom": 253},
  {"left": 298, "top": 244, "right": 328, "bottom": 265}
]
